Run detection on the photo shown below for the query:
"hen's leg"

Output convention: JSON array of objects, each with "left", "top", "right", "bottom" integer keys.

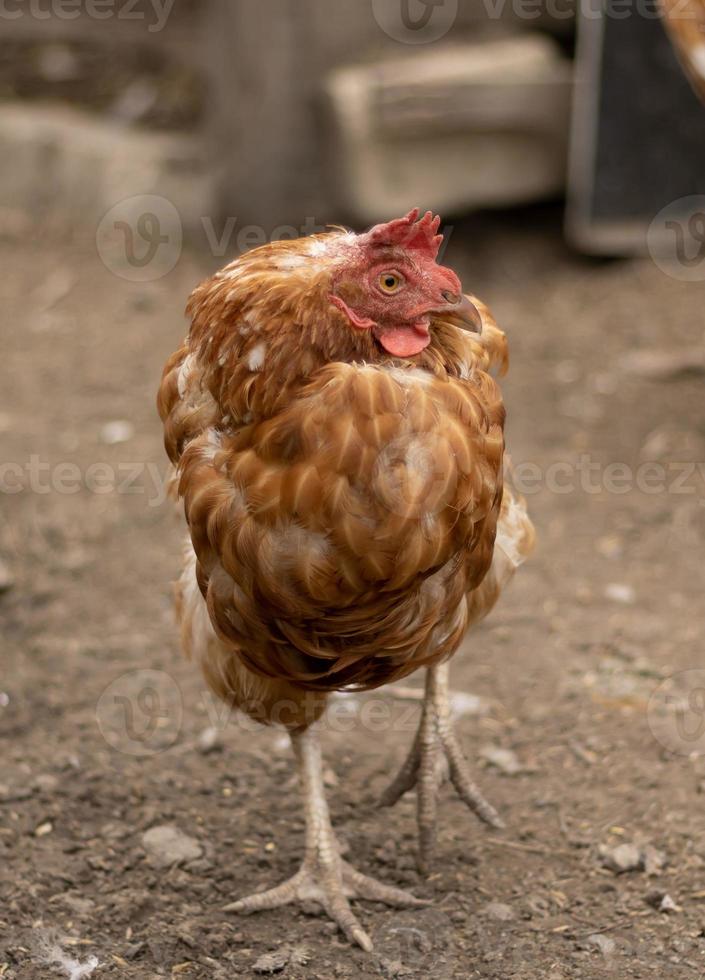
[
  {"left": 380, "top": 662, "right": 503, "bottom": 872},
  {"left": 225, "top": 723, "right": 426, "bottom": 952}
]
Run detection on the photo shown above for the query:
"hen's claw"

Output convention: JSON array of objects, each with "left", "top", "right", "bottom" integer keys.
[
  {"left": 225, "top": 725, "right": 425, "bottom": 952},
  {"left": 380, "top": 662, "right": 503, "bottom": 872},
  {"left": 225, "top": 857, "right": 425, "bottom": 953}
]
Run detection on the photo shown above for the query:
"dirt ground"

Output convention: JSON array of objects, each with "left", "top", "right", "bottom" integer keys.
[{"left": 2, "top": 208, "right": 705, "bottom": 979}]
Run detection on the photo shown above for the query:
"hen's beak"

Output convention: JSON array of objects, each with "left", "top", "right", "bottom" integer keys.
[{"left": 436, "top": 292, "right": 483, "bottom": 334}]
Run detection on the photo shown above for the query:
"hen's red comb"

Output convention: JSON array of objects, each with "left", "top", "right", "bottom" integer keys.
[{"left": 364, "top": 208, "right": 443, "bottom": 260}]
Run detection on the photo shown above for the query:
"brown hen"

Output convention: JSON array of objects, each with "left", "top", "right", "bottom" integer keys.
[{"left": 158, "top": 209, "right": 534, "bottom": 951}]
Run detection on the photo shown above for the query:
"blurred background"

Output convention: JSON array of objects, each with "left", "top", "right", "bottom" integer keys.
[
  {"left": 2, "top": 2, "right": 705, "bottom": 978},
  {"left": 0, "top": 0, "right": 703, "bottom": 242}
]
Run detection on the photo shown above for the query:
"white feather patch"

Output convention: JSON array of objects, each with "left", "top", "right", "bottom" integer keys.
[
  {"left": 246, "top": 343, "right": 266, "bottom": 372},
  {"left": 176, "top": 353, "right": 196, "bottom": 398},
  {"left": 179, "top": 538, "right": 217, "bottom": 661},
  {"left": 199, "top": 428, "right": 223, "bottom": 462},
  {"left": 386, "top": 366, "right": 433, "bottom": 387},
  {"left": 35, "top": 934, "right": 99, "bottom": 980},
  {"left": 275, "top": 254, "right": 308, "bottom": 270},
  {"left": 495, "top": 491, "right": 530, "bottom": 570},
  {"left": 691, "top": 44, "right": 705, "bottom": 79}
]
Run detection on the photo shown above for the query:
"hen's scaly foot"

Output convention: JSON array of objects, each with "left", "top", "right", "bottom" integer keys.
[
  {"left": 224, "top": 854, "right": 426, "bottom": 952},
  {"left": 224, "top": 725, "right": 426, "bottom": 952},
  {"left": 380, "top": 662, "right": 503, "bottom": 873}
]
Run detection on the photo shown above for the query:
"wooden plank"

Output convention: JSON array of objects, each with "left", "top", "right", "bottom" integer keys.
[{"left": 205, "top": 0, "right": 334, "bottom": 234}]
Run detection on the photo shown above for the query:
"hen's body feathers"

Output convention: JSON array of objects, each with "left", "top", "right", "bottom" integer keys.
[{"left": 158, "top": 230, "right": 533, "bottom": 726}]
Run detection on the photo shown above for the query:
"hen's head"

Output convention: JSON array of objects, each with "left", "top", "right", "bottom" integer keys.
[{"left": 328, "top": 208, "right": 481, "bottom": 357}]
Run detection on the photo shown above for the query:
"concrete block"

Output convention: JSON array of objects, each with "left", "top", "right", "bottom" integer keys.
[
  {"left": 0, "top": 103, "right": 210, "bottom": 242},
  {"left": 325, "top": 34, "right": 573, "bottom": 222}
]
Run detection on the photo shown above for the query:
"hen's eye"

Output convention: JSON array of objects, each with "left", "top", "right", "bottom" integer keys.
[{"left": 378, "top": 272, "right": 403, "bottom": 294}]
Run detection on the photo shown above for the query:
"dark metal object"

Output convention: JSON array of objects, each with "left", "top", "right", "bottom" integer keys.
[{"left": 567, "top": 6, "right": 705, "bottom": 254}]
